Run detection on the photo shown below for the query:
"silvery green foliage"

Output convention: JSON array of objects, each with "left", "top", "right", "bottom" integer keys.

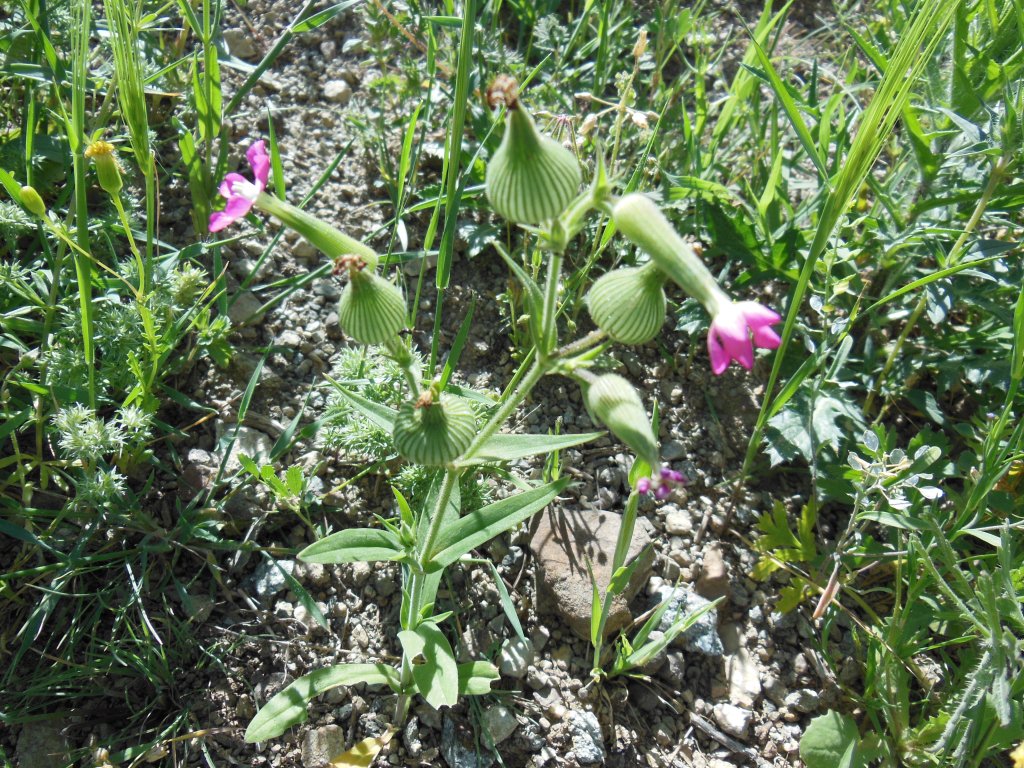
[{"left": 51, "top": 404, "right": 152, "bottom": 507}]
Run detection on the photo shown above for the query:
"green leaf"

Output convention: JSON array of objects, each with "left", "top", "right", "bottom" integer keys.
[
  {"left": 245, "top": 663, "right": 400, "bottom": 742},
  {"left": 457, "top": 661, "right": 499, "bottom": 695},
  {"left": 466, "top": 431, "right": 604, "bottom": 464},
  {"left": 299, "top": 528, "right": 404, "bottom": 564},
  {"left": 237, "top": 453, "right": 260, "bottom": 477},
  {"left": 284, "top": 465, "right": 304, "bottom": 496},
  {"left": 426, "top": 478, "right": 569, "bottom": 570},
  {"left": 398, "top": 623, "right": 459, "bottom": 709},
  {"left": 800, "top": 711, "right": 866, "bottom": 768},
  {"left": 326, "top": 382, "right": 398, "bottom": 432}
]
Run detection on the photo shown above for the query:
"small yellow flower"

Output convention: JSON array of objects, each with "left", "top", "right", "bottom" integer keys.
[
  {"left": 1011, "top": 741, "right": 1024, "bottom": 768},
  {"left": 85, "top": 139, "right": 124, "bottom": 195}
]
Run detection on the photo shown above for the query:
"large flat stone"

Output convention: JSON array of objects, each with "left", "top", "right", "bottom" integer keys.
[{"left": 530, "top": 506, "right": 655, "bottom": 640}]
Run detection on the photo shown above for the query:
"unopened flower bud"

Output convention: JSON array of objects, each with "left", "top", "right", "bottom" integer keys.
[
  {"left": 633, "top": 29, "right": 648, "bottom": 60},
  {"left": 19, "top": 185, "right": 46, "bottom": 218},
  {"left": 611, "top": 193, "right": 723, "bottom": 310},
  {"left": 85, "top": 140, "right": 123, "bottom": 196},
  {"left": 585, "top": 373, "right": 659, "bottom": 468}
]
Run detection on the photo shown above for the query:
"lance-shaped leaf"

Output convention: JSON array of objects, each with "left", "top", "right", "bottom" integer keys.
[
  {"left": 465, "top": 431, "right": 604, "bottom": 464},
  {"left": 426, "top": 478, "right": 569, "bottom": 570},
  {"left": 245, "top": 663, "right": 400, "bottom": 742},
  {"left": 299, "top": 528, "right": 404, "bottom": 564},
  {"left": 398, "top": 622, "right": 459, "bottom": 709}
]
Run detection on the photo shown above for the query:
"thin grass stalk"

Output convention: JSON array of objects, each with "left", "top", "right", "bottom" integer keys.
[
  {"left": 69, "top": 0, "right": 95, "bottom": 407},
  {"left": 740, "top": 0, "right": 960, "bottom": 481}
]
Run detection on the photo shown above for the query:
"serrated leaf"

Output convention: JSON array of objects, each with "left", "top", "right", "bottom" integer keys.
[{"left": 245, "top": 663, "right": 400, "bottom": 742}]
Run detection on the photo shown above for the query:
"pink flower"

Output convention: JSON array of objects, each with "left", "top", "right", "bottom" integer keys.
[
  {"left": 636, "top": 467, "right": 686, "bottom": 499},
  {"left": 707, "top": 301, "right": 782, "bottom": 375},
  {"left": 209, "top": 141, "right": 271, "bottom": 233}
]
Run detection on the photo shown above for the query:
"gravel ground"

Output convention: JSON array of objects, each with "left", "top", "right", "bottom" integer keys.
[{"left": 9, "top": 3, "right": 852, "bottom": 767}]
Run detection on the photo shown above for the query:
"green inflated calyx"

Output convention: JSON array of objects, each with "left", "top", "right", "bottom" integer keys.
[
  {"left": 485, "top": 76, "right": 581, "bottom": 225},
  {"left": 611, "top": 193, "right": 720, "bottom": 309},
  {"left": 393, "top": 387, "right": 476, "bottom": 466},
  {"left": 585, "top": 373, "right": 659, "bottom": 468},
  {"left": 586, "top": 262, "right": 667, "bottom": 344},
  {"left": 337, "top": 261, "right": 407, "bottom": 345}
]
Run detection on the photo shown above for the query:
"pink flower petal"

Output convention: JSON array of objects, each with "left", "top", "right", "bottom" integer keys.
[
  {"left": 751, "top": 324, "right": 782, "bottom": 349},
  {"left": 247, "top": 140, "right": 270, "bottom": 190},
  {"left": 208, "top": 195, "right": 255, "bottom": 232},
  {"left": 219, "top": 172, "right": 248, "bottom": 199},
  {"left": 707, "top": 329, "right": 731, "bottom": 375},
  {"left": 738, "top": 301, "right": 781, "bottom": 327}
]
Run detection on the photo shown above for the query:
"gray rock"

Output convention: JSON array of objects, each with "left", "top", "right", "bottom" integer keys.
[
  {"left": 228, "top": 291, "right": 266, "bottom": 324},
  {"left": 656, "top": 650, "right": 687, "bottom": 687},
  {"left": 350, "top": 623, "right": 369, "bottom": 650},
  {"left": 323, "top": 80, "right": 352, "bottom": 105},
  {"left": 220, "top": 425, "right": 273, "bottom": 474},
  {"left": 713, "top": 703, "right": 752, "bottom": 740},
  {"left": 784, "top": 688, "right": 820, "bottom": 713},
  {"left": 664, "top": 508, "right": 692, "bottom": 535},
  {"left": 301, "top": 725, "right": 346, "bottom": 768},
  {"left": 403, "top": 717, "right": 422, "bottom": 758},
  {"left": 481, "top": 705, "right": 518, "bottom": 745},
  {"left": 569, "top": 710, "right": 605, "bottom": 765},
  {"left": 696, "top": 544, "right": 730, "bottom": 601},
  {"left": 652, "top": 586, "right": 723, "bottom": 656},
  {"left": 498, "top": 637, "right": 534, "bottom": 679},
  {"left": 247, "top": 559, "right": 294, "bottom": 601},
  {"left": 223, "top": 28, "right": 257, "bottom": 59},
  {"left": 441, "top": 716, "right": 494, "bottom": 768},
  {"left": 725, "top": 643, "right": 762, "bottom": 708},
  {"left": 16, "top": 722, "right": 70, "bottom": 768},
  {"left": 530, "top": 506, "right": 656, "bottom": 640}
]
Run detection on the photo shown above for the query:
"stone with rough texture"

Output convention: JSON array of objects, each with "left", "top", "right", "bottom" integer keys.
[
  {"left": 530, "top": 506, "right": 655, "bottom": 640},
  {"left": 713, "top": 702, "right": 753, "bottom": 740},
  {"left": 498, "top": 636, "right": 534, "bottom": 679},
  {"left": 653, "top": 585, "right": 723, "bottom": 656},
  {"left": 323, "top": 80, "right": 353, "bottom": 105},
  {"left": 247, "top": 559, "right": 294, "bottom": 601},
  {"left": 16, "top": 722, "right": 70, "bottom": 768},
  {"left": 220, "top": 425, "right": 273, "bottom": 475},
  {"left": 441, "top": 716, "right": 494, "bottom": 768},
  {"left": 785, "top": 688, "right": 821, "bottom": 713},
  {"left": 721, "top": 623, "right": 761, "bottom": 707},
  {"left": 223, "top": 28, "right": 257, "bottom": 59},
  {"left": 569, "top": 710, "right": 605, "bottom": 765},
  {"left": 696, "top": 543, "right": 730, "bottom": 601},
  {"left": 481, "top": 705, "right": 518, "bottom": 745},
  {"left": 301, "top": 725, "right": 346, "bottom": 768}
]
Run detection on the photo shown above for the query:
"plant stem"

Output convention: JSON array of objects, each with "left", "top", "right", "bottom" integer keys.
[
  {"left": 462, "top": 358, "right": 547, "bottom": 461},
  {"left": 540, "top": 252, "right": 563, "bottom": 355}
]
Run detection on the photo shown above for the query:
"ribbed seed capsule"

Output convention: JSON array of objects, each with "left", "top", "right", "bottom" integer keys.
[
  {"left": 586, "top": 263, "right": 667, "bottom": 344},
  {"left": 585, "top": 374, "right": 659, "bottom": 467},
  {"left": 393, "top": 395, "right": 476, "bottom": 466},
  {"left": 337, "top": 270, "right": 407, "bottom": 345},
  {"left": 485, "top": 80, "right": 581, "bottom": 225}
]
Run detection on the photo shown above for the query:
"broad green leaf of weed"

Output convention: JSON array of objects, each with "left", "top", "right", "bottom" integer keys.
[{"left": 800, "top": 711, "right": 868, "bottom": 768}]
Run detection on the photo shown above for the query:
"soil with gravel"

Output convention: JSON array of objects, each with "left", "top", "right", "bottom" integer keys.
[{"left": 7, "top": 3, "right": 855, "bottom": 767}]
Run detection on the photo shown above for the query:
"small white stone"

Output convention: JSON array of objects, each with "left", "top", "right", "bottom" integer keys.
[
  {"left": 322, "top": 79, "right": 352, "bottom": 105},
  {"left": 713, "top": 702, "right": 752, "bottom": 740}
]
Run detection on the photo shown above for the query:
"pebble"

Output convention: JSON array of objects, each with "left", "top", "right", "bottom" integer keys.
[
  {"left": 247, "top": 559, "right": 294, "bottom": 601},
  {"left": 569, "top": 710, "right": 605, "bottom": 765},
  {"left": 15, "top": 722, "right": 70, "bottom": 768},
  {"left": 223, "top": 28, "right": 257, "bottom": 59},
  {"left": 301, "top": 725, "right": 346, "bottom": 768},
  {"left": 498, "top": 636, "right": 534, "bottom": 679},
  {"left": 323, "top": 79, "right": 353, "bottom": 104},
  {"left": 656, "top": 650, "right": 687, "bottom": 687},
  {"left": 350, "top": 623, "right": 369, "bottom": 650},
  {"left": 652, "top": 585, "right": 723, "bottom": 656},
  {"left": 664, "top": 508, "right": 692, "bottom": 535},
  {"left": 481, "top": 705, "right": 518, "bottom": 745},
  {"left": 784, "top": 688, "right": 821, "bottom": 713},
  {"left": 441, "top": 717, "right": 494, "bottom": 768},
  {"left": 713, "top": 702, "right": 753, "bottom": 740},
  {"left": 696, "top": 544, "right": 730, "bottom": 601}
]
